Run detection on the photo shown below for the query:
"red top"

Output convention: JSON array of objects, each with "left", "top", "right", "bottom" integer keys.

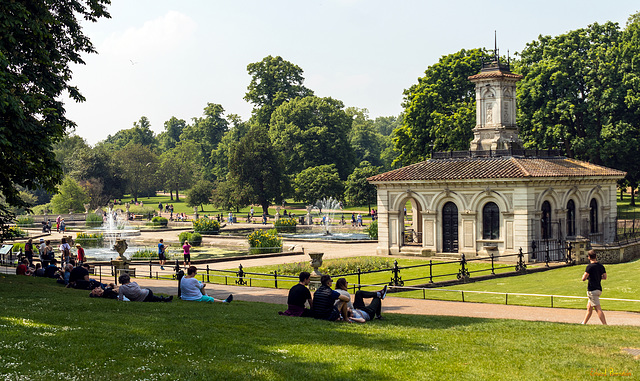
[{"left": 77, "top": 247, "right": 86, "bottom": 262}]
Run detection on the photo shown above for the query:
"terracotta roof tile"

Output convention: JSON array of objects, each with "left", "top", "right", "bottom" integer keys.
[
  {"left": 468, "top": 70, "right": 523, "bottom": 81},
  {"left": 368, "top": 157, "right": 625, "bottom": 182}
]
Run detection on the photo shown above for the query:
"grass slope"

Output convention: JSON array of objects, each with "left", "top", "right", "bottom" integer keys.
[{"left": 1, "top": 275, "right": 639, "bottom": 380}]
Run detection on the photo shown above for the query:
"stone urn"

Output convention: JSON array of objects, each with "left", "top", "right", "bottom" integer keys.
[
  {"left": 110, "top": 238, "right": 130, "bottom": 271},
  {"left": 308, "top": 251, "right": 324, "bottom": 290}
]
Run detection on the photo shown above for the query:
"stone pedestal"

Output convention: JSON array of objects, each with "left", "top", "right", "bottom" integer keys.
[
  {"left": 568, "top": 237, "right": 591, "bottom": 264},
  {"left": 308, "top": 251, "right": 324, "bottom": 290}
]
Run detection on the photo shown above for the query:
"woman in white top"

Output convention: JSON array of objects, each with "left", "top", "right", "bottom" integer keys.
[
  {"left": 180, "top": 266, "right": 233, "bottom": 303},
  {"left": 334, "top": 278, "right": 353, "bottom": 320}
]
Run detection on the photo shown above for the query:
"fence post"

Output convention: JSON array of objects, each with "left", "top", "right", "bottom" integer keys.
[
  {"left": 357, "top": 267, "right": 361, "bottom": 291},
  {"left": 457, "top": 254, "right": 470, "bottom": 281},
  {"left": 389, "top": 260, "right": 404, "bottom": 286},
  {"left": 206, "top": 265, "right": 210, "bottom": 283},
  {"left": 566, "top": 242, "right": 573, "bottom": 265},
  {"left": 236, "top": 264, "right": 247, "bottom": 286},
  {"left": 545, "top": 240, "right": 550, "bottom": 268},
  {"left": 515, "top": 248, "right": 527, "bottom": 274},
  {"left": 490, "top": 253, "right": 495, "bottom": 275},
  {"left": 274, "top": 270, "right": 278, "bottom": 289},
  {"left": 429, "top": 260, "right": 433, "bottom": 283},
  {"left": 149, "top": 260, "right": 152, "bottom": 278}
]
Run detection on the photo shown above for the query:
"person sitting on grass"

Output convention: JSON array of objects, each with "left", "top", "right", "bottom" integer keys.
[
  {"left": 69, "top": 263, "right": 104, "bottom": 290},
  {"left": 180, "top": 266, "right": 233, "bottom": 303},
  {"left": 33, "top": 263, "right": 45, "bottom": 277},
  {"left": 345, "top": 286, "right": 388, "bottom": 323},
  {"left": 311, "top": 275, "right": 350, "bottom": 321},
  {"left": 56, "top": 263, "right": 73, "bottom": 285},
  {"left": 279, "top": 271, "right": 313, "bottom": 317},
  {"left": 333, "top": 278, "right": 354, "bottom": 320},
  {"left": 16, "top": 259, "right": 32, "bottom": 276},
  {"left": 117, "top": 273, "right": 173, "bottom": 302},
  {"left": 44, "top": 258, "right": 59, "bottom": 278}
]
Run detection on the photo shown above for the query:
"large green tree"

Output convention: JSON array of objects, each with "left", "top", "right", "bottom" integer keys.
[
  {"left": 180, "top": 103, "right": 229, "bottom": 171},
  {"left": 50, "top": 176, "right": 90, "bottom": 214},
  {"left": 347, "top": 108, "right": 384, "bottom": 168},
  {"left": 0, "top": 0, "right": 110, "bottom": 237},
  {"left": 395, "top": 49, "right": 492, "bottom": 165},
  {"left": 244, "top": 55, "right": 313, "bottom": 126},
  {"left": 345, "top": 161, "right": 380, "bottom": 212},
  {"left": 210, "top": 114, "right": 249, "bottom": 181},
  {"left": 293, "top": 164, "right": 344, "bottom": 206},
  {"left": 158, "top": 140, "right": 202, "bottom": 201},
  {"left": 269, "top": 96, "right": 354, "bottom": 179},
  {"left": 515, "top": 21, "right": 623, "bottom": 163},
  {"left": 158, "top": 116, "right": 187, "bottom": 151},
  {"left": 99, "top": 116, "right": 157, "bottom": 150},
  {"left": 117, "top": 144, "right": 158, "bottom": 202},
  {"left": 228, "top": 125, "right": 287, "bottom": 213}
]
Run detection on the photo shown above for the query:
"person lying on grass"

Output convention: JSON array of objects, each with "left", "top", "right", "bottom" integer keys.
[
  {"left": 180, "top": 266, "right": 233, "bottom": 303},
  {"left": 89, "top": 283, "right": 122, "bottom": 300},
  {"left": 118, "top": 273, "right": 173, "bottom": 302},
  {"left": 346, "top": 287, "right": 387, "bottom": 323}
]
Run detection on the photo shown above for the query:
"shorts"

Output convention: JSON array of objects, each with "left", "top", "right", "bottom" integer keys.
[
  {"left": 183, "top": 254, "right": 191, "bottom": 262},
  {"left": 587, "top": 289, "right": 602, "bottom": 307},
  {"left": 158, "top": 253, "right": 166, "bottom": 261}
]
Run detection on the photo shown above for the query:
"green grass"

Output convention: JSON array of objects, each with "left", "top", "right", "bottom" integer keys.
[
  {"left": 398, "top": 259, "right": 640, "bottom": 312},
  {"left": 1, "top": 275, "right": 639, "bottom": 380}
]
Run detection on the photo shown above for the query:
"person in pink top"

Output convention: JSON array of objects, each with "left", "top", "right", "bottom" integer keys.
[{"left": 182, "top": 240, "right": 192, "bottom": 267}]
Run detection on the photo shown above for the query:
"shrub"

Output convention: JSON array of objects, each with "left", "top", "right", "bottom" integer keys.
[
  {"left": 274, "top": 217, "right": 297, "bottom": 233},
  {"left": 248, "top": 229, "right": 282, "bottom": 254},
  {"left": 131, "top": 249, "right": 157, "bottom": 259},
  {"left": 85, "top": 213, "right": 103, "bottom": 227},
  {"left": 75, "top": 232, "right": 104, "bottom": 248},
  {"left": 365, "top": 220, "right": 378, "bottom": 240},
  {"left": 6, "top": 226, "right": 27, "bottom": 239},
  {"left": 193, "top": 218, "right": 220, "bottom": 234},
  {"left": 151, "top": 216, "right": 168, "bottom": 226},
  {"left": 275, "top": 256, "right": 393, "bottom": 276},
  {"left": 15, "top": 215, "right": 34, "bottom": 227},
  {"left": 178, "top": 232, "right": 203, "bottom": 247}
]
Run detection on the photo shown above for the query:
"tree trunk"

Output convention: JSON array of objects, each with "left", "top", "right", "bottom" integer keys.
[
  {"left": 169, "top": 189, "right": 173, "bottom": 201},
  {"left": 261, "top": 203, "right": 270, "bottom": 217},
  {"left": 631, "top": 186, "right": 637, "bottom": 207},
  {"left": 175, "top": 187, "right": 180, "bottom": 202}
]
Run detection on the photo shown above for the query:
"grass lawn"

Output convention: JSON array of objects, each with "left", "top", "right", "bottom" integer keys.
[
  {"left": 1, "top": 275, "right": 639, "bottom": 380},
  {"left": 398, "top": 259, "right": 640, "bottom": 312}
]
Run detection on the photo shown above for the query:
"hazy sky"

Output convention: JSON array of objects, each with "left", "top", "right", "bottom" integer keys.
[{"left": 63, "top": 0, "right": 639, "bottom": 145}]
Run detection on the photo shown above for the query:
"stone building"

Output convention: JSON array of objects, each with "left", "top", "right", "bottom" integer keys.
[{"left": 368, "top": 57, "right": 625, "bottom": 260}]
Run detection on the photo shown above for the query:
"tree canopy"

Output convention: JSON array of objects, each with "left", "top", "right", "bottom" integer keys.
[{"left": 0, "top": 0, "right": 110, "bottom": 235}]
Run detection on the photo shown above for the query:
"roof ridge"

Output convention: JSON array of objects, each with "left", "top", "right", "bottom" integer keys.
[{"left": 511, "top": 157, "right": 531, "bottom": 176}]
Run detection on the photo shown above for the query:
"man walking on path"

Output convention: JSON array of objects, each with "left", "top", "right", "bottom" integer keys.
[
  {"left": 158, "top": 239, "right": 167, "bottom": 270},
  {"left": 581, "top": 250, "right": 607, "bottom": 325}
]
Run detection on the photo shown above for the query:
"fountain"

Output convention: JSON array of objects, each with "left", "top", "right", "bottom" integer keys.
[
  {"left": 282, "top": 197, "right": 369, "bottom": 241},
  {"left": 82, "top": 208, "right": 141, "bottom": 261}
]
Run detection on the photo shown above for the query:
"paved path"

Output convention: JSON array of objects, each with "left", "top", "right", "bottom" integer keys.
[
  {"left": 127, "top": 277, "right": 640, "bottom": 326},
  {"left": 9, "top": 225, "right": 640, "bottom": 326}
]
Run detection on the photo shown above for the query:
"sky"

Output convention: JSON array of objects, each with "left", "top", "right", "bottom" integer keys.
[{"left": 63, "top": 0, "right": 640, "bottom": 145}]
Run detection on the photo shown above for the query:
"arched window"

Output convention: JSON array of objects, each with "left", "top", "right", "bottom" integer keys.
[
  {"left": 567, "top": 200, "right": 576, "bottom": 237},
  {"left": 590, "top": 198, "right": 598, "bottom": 234},
  {"left": 541, "top": 201, "right": 552, "bottom": 239},
  {"left": 482, "top": 202, "right": 500, "bottom": 239}
]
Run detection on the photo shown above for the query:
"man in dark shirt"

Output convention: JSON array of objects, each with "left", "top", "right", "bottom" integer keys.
[
  {"left": 311, "top": 275, "right": 349, "bottom": 321},
  {"left": 280, "top": 272, "right": 313, "bottom": 317},
  {"left": 44, "top": 259, "right": 59, "bottom": 278},
  {"left": 581, "top": 250, "right": 607, "bottom": 325}
]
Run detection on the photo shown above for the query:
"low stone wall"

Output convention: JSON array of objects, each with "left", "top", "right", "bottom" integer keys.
[{"left": 589, "top": 240, "right": 640, "bottom": 264}]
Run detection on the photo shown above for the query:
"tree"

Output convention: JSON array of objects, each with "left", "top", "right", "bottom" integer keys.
[
  {"left": 158, "top": 116, "right": 187, "bottom": 151},
  {"left": 50, "top": 177, "right": 90, "bottom": 214},
  {"left": 117, "top": 144, "right": 159, "bottom": 202},
  {"left": 210, "top": 114, "right": 249, "bottom": 181},
  {"left": 515, "top": 21, "right": 623, "bottom": 163},
  {"left": 180, "top": 103, "right": 229, "bottom": 170},
  {"left": 269, "top": 96, "right": 355, "bottom": 179},
  {"left": 347, "top": 107, "right": 384, "bottom": 168},
  {"left": 69, "top": 147, "right": 126, "bottom": 202},
  {"left": 186, "top": 180, "right": 213, "bottom": 212},
  {"left": 345, "top": 161, "right": 380, "bottom": 213},
  {"left": 293, "top": 165, "right": 344, "bottom": 206},
  {"left": 54, "top": 135, "right": 91, "bottom": 175},
  {"left": 244, "top": 55, "right": 313, "bottom": 126},
  {"left": 211, "top": 179, "right": 249, "bottom": 213},
  {"left": 99, "top": 116, "right": 158, "bottom": 150},
  {"left": 0, "top": 0, "right": 110, "bottom": 238},
  {"left": 158, "top": 140, "right": 202, "bottom": 201},
  {"left": 395, "top": 49, "right": 492, "bottom": 165},
  {"left": 228, "top": 125, "right": 287, "bottom": 213}
]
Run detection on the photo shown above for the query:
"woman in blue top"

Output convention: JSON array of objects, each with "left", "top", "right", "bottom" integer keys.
[{"left": 180, "top": 266, "right": 233, "bottom": 303}]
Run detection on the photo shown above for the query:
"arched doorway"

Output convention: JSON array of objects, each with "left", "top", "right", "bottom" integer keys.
[
  {"left": 442, "top": 202, "right": 458, "bottom": 253},
  {"left": 401, "top": 197, "right": 423, "bottom": 246}
]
